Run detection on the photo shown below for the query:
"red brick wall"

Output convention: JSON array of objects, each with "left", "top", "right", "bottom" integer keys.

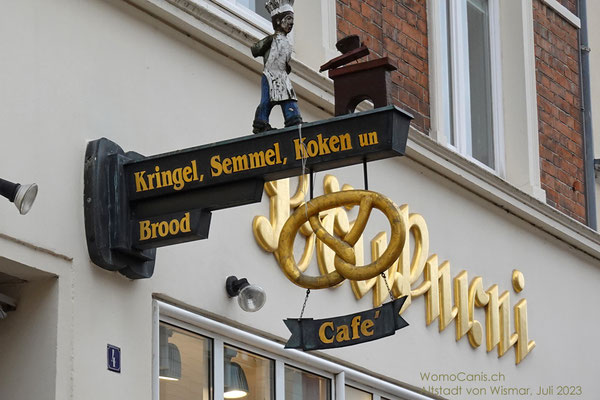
[
  {"left": 336, "top": 0, "right": 430, "bottom": 133},
  {"left": 558, "top": 0, "right": 577, "bottom": 14},
  {"left": 534, "top": 0, "right": 586, "bottom": 223},
  {"left": 335, "top": 0, "right": 586, "bottom": 223}
]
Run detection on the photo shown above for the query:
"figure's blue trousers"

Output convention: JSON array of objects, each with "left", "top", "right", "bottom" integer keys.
[{"left": 254, "top": 75, "right": 302, "bottom": 127}]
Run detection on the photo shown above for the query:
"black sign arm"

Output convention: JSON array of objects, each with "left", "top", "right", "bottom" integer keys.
[{"left": 83, "top": 106, "right": 412, "bottom": 278}]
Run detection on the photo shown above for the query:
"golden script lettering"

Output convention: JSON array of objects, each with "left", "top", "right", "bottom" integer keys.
[{"left": 252, "top": 175, "right": 535, "bottom": 364}]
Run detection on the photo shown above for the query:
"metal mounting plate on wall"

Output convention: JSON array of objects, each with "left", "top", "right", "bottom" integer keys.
[{"left": 84, "top": 139, "right": 158, "bottom": 279}]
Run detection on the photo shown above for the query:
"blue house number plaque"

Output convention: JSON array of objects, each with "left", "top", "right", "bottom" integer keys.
[{"left": 107, "top": 344, "right": 121, "bottom": 373}]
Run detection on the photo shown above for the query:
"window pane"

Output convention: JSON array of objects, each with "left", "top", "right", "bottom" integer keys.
[
  {"left": 238, "top": 0, "right": 271, "bottom": 20},
  {"left": 159, "top": 323, "right": 212, "bottom": 400},
  {"left": 445, "top": 0, "right": 455, "bottom": 146},
  {"left": 345, "top": 385, "right": 373, "bottom": 400},
  {"left": 285, "top": 365, "right": 331, "bottom": 400},
  {"left": 224, "top": 344, "right": 274, "bottom": 400},
  {"left": 467, "top": 0, "right": 495, "bottom": 168}
]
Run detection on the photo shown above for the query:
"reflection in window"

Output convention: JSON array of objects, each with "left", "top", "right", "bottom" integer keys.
[
  {"left": 345, "top": 385, "right": 373, "bottom": 400},
  {"left": 224, "top": 344, "right": 274, "bottom": 400},
  {"left": 441, "top": 0, "right": 498, "bottom": 170},
  {"left": 159, "top": 323, "right": 212, "bottom": 400},
  {"left": 285, "top": 365, "right": 331, "bottom": 400},
  {"left": 467, "top": 0, "right": 494, "bottom": 168},
  {"left": 445, "top": 0, "right": 455, "bottom": 146}
]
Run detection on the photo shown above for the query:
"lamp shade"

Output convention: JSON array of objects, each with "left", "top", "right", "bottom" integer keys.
[
  {"left": 238, "top": 284, "right": 266, "bottom": 312},
  {"left": 224, "top": 361, "right": 249, "bottom": 399},
  {"left": 159, "top": 326, "right": 182, "bottom": 381},
  {"left": 159, "top": 343, "right": 181, "bottom": 381},
  {"left": 14, "top": 183, "right": 38, "bottom": 215},
  {"left": 0, "top": 178, "right": 38, "bottom": 215},
  {"left": 226, "top": 276, "right": 266, "bottom": 312}
]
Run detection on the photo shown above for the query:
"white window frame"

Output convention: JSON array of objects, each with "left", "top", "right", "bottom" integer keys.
[
  {"left": 432, "top": 0, "right": 505, "bottom": 175},
  {"left": 210, "top": 0, "right": 273, "bottom": 33},
  {"left": 428, "top": 0, "right": 546, "bottom": 200},
  {"left": 153, "top": 300, "right": 436, "bottom": 400},
  {"left": 345, "top": 379, "right": 404, "bottom": 400}
]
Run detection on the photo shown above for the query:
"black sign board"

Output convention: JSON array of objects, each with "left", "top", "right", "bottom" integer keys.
[
  {"left": 84, "top": 106, "right": 412, "bottom": 278},
  {"left": 132, "top": 209, "right": 211, "bottom": 250},
  {"left": 284, "top": 297, "right": 408, "bottom": 351},
  {"left": 124, "top": 105, "right": 411, "bottom": 216}
]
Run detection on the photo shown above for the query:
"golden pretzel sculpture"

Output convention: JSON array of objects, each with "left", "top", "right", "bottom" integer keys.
[{"left": 277, "top": 190, "right": 406, "bottom": 289}]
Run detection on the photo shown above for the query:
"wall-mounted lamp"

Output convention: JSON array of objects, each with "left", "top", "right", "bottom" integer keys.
[
  {"left": 0, "top": 293, "right": 17, "bottom": 320},
  {"left": 226, "top": 276, "right": 266, "bottom": 312},
  {"left": 159, "top": 325, "right": 182, "bottom": 381},
  {"left": 224, "top": 347, "right": 249, "bottom": 399},
  {"left": 0, "top": 178, "right": 38, "bottom": 215}
]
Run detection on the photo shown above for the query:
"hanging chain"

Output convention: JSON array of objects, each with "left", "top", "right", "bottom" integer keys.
[
  {"left": 381, "top": 272, "right": 395, "bottom": 302},
  {"left": 299, "top": 289, "right": 311, "bottom": 319},
  {"left": 363, "top": 159, "right": 369, "bottom": 190},
  {"left": 297, "top": 123, "right": 312, "bottom": 221}
]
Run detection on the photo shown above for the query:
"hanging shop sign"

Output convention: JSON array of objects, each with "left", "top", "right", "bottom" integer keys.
[
  {"left": 277, "top": 190, "right": 405, "bottom": 289},
  {"left": 253, "top": 175, "right": 536, "bottom": 364},
  {"left": 83, "top": 106, "right": 412, "bottom": 279},
  {"left": 284, "top": 297, "right": 408, "bottom": 350}
]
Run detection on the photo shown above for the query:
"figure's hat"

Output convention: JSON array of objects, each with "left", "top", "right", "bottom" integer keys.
[{"left": 265, "top": 0, "right": 294, "bottom": 16}]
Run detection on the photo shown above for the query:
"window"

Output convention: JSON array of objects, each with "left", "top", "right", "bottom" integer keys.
[
  {"left": 156, "top": 301, "right": 435, "bottom": 400},
  {"left": 285, "top": 365, "right": 330, "bottom": 400},
  {"left": 345, "top": 385, "right": 373, "bottom": 400},
  {"left": 224, "top": 345, "right": 274, "bottom": 400},
  {"left": 209, "top": 0, "right": 339, "bottom": 71},
  {"left": 437, "top": 0, "right": 503, "bottom": 172},
  {"left": 345, "top": 382, "right": 402, "bottom": 400},
  {"left": 158, "top": 317, "right": 329, "bottom": 400},
  {"left": 430, "top": 0, "right": 546, "bottom": 198},
  {"left": 212, "top": 0, "right": 272, "bottom": 26},
  {"left": 159, "top": 323, "right": 212, "bottom": 400},
  {"left": 231, "top": 0, "right": 271, "bottom": 21}
]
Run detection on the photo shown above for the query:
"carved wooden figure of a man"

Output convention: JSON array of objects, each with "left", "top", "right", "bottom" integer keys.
[{"left": 251, "top": 0, "right": 303, "bottom": 134}]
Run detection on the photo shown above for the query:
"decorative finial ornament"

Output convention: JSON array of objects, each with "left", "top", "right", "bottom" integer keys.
[{"left": 251, "top": 0, "right": 302, "bottom": 134}]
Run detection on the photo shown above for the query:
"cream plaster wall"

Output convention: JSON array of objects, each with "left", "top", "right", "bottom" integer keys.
[
  {"left": 0, "top": 279, "right": 59, "bottom": 400},
  {"left": 0, "top": 1, "right": 599, "bottom": 400},
  {"left": 0, "top": 0, "right": 328, "bottom": 398}
]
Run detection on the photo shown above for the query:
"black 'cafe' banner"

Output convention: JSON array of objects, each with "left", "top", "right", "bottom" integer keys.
[{"left": 284, "top": 297, "right": 408, "bottom": 351}]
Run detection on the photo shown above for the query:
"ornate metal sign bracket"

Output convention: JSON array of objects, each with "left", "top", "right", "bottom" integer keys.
[{"left": 84, "top": 106, "right": 412, "bottom": 279}]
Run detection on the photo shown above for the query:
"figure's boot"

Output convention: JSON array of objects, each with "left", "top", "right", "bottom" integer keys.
[
  {"left": 252, "top": 120, "right": 273, "bottom": 134},
  {"left": 284, "top": 115, "right": 303, "bottom": 128}
]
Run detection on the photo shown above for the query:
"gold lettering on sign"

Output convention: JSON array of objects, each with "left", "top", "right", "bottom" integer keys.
[
  {"left": 319, "top": 322, "right": 335, "bottom": 344},
  {"left": 252, "top": 175, "right": 536, "bottom": 364},
  {"left": 358, "top": 131, "right": 379, "bottom": 147},
  {"left": 139, "top": 212, "right": 191, "bottom": 241},
  {"left": 316, "top": 316, "right": 376, "bottom": 345},
  {"left": 211, "top": 142, "right": 286, "bottom": 177},
  {"left": 293, "top": 133, "right": 353, "bottom": 160},
  {"left": 135, "top": 160, "right": 201, "bottom": 192}
]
